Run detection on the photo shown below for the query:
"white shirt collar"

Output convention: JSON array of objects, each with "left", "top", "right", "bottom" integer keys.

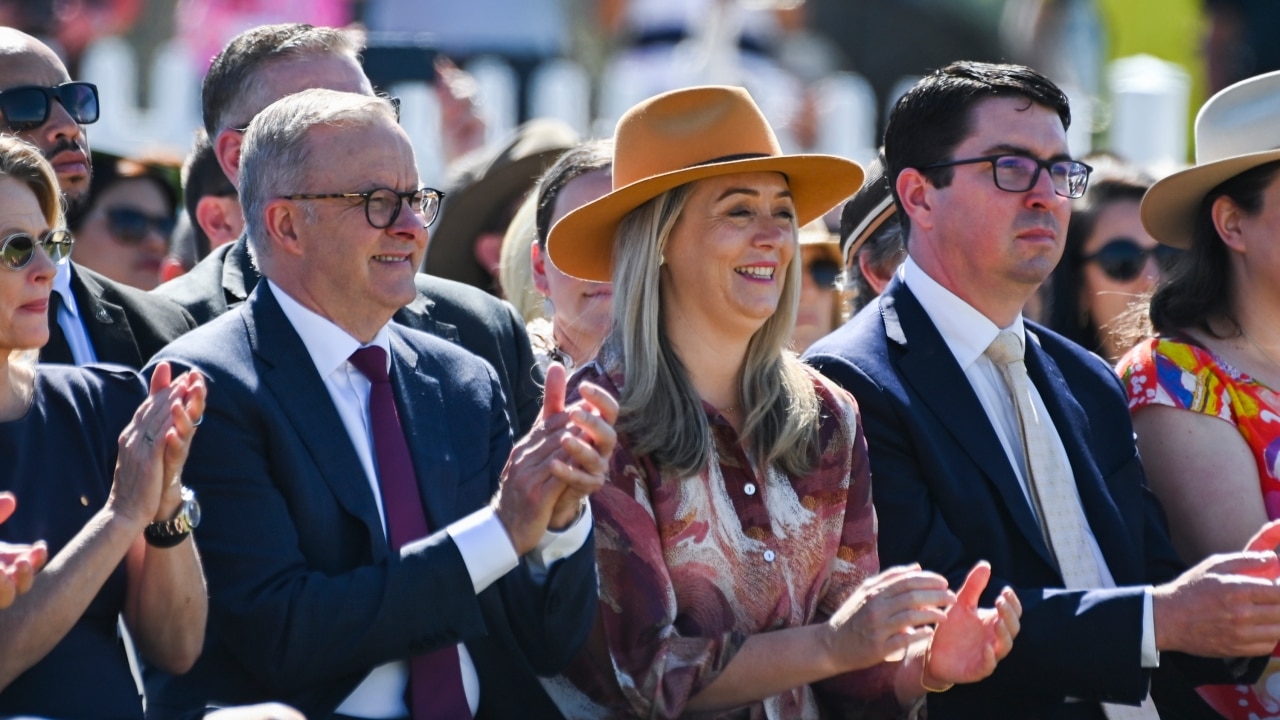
[
  {"left": 900, "top": 256, "right": 1025, "bottom": 369},
  {"left": 267, "top": 279, "right": 392, "bottom": 376}
]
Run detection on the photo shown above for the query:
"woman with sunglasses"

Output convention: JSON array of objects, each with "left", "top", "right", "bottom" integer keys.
[
  {"left": 0, "top": 135, "right": 209, "bottom": 719},
  {"left": 791, "top": 219, "right": 846, "bottom": 354},
  {"left": 1116, "top": 69, "right": 1280, "bottom": 719},
  {"left": 544, "top": 86, "right": 1020, "bottom": 719},
  {"left": 66, "top": 153, "right": 178, "bottom": 291},
  {"left": 1045, "top": 154, "right": 1170, "bottom": 363}
]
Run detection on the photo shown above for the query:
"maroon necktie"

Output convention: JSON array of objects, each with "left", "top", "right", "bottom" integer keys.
[{"left": 349, "top": 346, "right": 471, "bottom": 720}]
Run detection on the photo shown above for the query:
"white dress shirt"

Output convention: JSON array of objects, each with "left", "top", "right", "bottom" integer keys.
[
  {"left": 52, "top": 262, "right": 96, "bottom": 365},
  {"left": 901, "top": 259, "right": 1157, "bottom": 668},
  {"left": 269, "top": 281, "right": 592, "bottom": 717}
]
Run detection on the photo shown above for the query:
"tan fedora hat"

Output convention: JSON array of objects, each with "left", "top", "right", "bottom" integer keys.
[
  {"left": 1142, "top": 69, "right": 1280, "bottom": 249},
  {"left": 547, "top": 85, "right": 864, "bottom": 282}
]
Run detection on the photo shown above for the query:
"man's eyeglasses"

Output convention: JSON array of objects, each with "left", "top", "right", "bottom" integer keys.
[
  {"left": 805, "top": 258, "right": 841, "bottom": 289},
  {"left": 104, "top": 207, "right": 177, "bottom": 245},
  {"left": 281, "top": 187, "right": 445, "bottom": 229},
  {"left": 918, "top": 154, "right": 1093, "bottom": 199},
  {"left": 0, "top": 82, "right": 99, "bottom": 132},
  {"left": 0, "top": 229, "right": 74, "bottom": 270},
  {"left": 1082, "top": 238, "right": 1180, "bottom": 282}
]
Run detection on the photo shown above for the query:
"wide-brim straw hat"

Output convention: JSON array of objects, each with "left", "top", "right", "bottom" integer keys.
[
  {"left": 839, "top": 151, "right": 894, "bottom": 266},
  {"left": 547, "top": 85, "right": 864, "bottom": 282},
  {"left": 1142, "top": 68, "right": 1280, "bottom": 249},
  {"left": 425, "top": 118, "right": 579, "bottom": 288}
]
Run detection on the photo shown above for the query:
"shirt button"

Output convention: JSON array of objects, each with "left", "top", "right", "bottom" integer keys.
[
  {"left": 744, "top": 483, "right": 757, "bottom": 496},
  {"left": 763, "top": 549, "right": 776, "bottom": 563}
]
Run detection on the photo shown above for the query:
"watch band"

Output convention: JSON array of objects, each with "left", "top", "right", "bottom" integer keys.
[{"left": 144, "top": 515, "right": 191, "bottom": 548}]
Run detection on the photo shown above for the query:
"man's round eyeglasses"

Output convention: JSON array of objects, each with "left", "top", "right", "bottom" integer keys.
[
  {"left": 916, "top": 154, "right": 1093, "bottom": 199},
  {"left": 280, "top": 187, "right": 445, "bottom": 229}
]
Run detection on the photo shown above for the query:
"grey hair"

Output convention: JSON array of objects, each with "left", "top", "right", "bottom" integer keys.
[
  {"left": 603, "top": 182, "right": 821, "bottom": 477},
  {"left": 239, "top": 89, "right": 397, "bottom": 270}
]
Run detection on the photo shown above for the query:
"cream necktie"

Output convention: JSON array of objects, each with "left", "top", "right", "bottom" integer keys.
[{"left": 985, "top": 331, "right": 1159, "bottom": 719}]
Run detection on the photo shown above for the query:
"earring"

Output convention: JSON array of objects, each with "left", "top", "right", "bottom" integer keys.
[{"left": 659, "top": 252, "right": 666, "bottom": 266}]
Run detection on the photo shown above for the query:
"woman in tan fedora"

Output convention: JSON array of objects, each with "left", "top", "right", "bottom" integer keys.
[
  {"left": 1116, "top": 68, "right": 1280, "bottom": 719},
  {"left": 544, "top": 85, "right": 1021, "bottom": 719}
]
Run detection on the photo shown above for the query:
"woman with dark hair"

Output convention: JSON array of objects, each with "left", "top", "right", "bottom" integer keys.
[
  {"left": 0, "top": 135, "right": 207, "bottom": 718},
  {"left": 544, "top": 86, "right": 1020, "bottom": 719},
  {"left": 1116, "top": 69, "right": 1280, "bottom": 719},
  {"left": 1046, "top": 154, "right": 1173, "bottom": 362}
]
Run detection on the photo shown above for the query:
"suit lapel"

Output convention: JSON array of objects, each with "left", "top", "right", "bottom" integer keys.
[
  {"left": 247, "top": 284, "right": 388, "bottom": 557},
  {"left": 222, "top": 237, "right": 259, "bottom": 307},
  {"left": 1024, "top": 330, "right": 1139, "bottom": 581},
  {"left": 71, "top": 265, "right": 142, "bottom": 367},
  {"left": 394, "top": 288, "right": 460, "bottom": 344},
  {"left": 882, "top": 279, "right": 1057, "bottom": 570},
  {"left": 388, "top": 331, "right": 460, "bottom": 530}
]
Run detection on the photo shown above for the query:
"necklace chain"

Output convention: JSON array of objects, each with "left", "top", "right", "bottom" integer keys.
[{"left": 1240, "top": 324, "right": 1280, "bottom": 369}]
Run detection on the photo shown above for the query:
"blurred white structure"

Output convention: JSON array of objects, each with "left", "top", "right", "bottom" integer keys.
[{"left": 1106, "top": 54, "right": 1191, "bottom": 177}]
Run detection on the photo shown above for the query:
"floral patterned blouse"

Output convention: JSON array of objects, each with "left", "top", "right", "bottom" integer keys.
[
  {"left": 545, "top": 357, "right": 900, "bottom": 719},
  {"left": 1119, "top": 336, "right": 1280, "bottom": 718}
]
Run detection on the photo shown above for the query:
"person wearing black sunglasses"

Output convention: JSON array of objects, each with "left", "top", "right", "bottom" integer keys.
[
  {"left": 66, "top": 153, "right": 179, "bottom": 292},
  {"left": 1045, "top": 154, "right": 1173, "bottom": 363},
  {"left": 0, "top": 28, "right": 196, "bottom": 369},
  {"left": 791, "top": 219, "right": 846, "bottom": 354}
]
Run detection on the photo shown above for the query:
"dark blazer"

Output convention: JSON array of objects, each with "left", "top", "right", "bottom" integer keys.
[
  {"left": 144, "top": 283, "right": 595, "bottom": 720},
  {"left": 41, "top": 264, "right": 197, "bottom": 369},
  {"left": 152, "top": 237, "right": 543, "bottom": 435},
  {"left": 804, "top": 277, "right": 1260, "bottom": 719}
]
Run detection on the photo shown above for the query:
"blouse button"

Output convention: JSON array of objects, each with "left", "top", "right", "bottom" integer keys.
[
  {"left": 80, "top": 495, "right": 89, "bottom": 506},
  {"left": 763, "top": 549, "right": 776, "bottom": 563},
  {"left": 744, "top": 483, "right": 757, "bottom": 496}
]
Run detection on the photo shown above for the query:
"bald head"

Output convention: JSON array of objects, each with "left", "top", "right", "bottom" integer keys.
[{"left": 0, "top": 28, "right": 93, "bottom": 206}]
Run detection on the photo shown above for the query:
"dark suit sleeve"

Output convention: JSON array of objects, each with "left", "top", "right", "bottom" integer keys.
[{"left": 807, "top": 351, "right": 1155, "bottom": 709}]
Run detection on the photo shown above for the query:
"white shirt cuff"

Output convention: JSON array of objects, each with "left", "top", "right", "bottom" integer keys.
[
  {"left": 1141, "top": 586, "right": 1160, "bottom": 668},
  {"left": 446, "top": 506, "right": 519, "bottom": 594},
  {"left": 527, "top": 501, "right": 593, "bottom": 582}
]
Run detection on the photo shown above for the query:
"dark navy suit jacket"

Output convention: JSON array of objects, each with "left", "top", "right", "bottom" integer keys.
[
  {"left": 144, "top": 283, "right": 594, "bottom": 719},
  {"left": 804, "top": 277, "right": 1260, "bottom": 719}
]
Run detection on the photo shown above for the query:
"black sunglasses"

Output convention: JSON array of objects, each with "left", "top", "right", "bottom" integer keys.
[
  {"left": 806, "top": 258, "right": 841, "bottom": 289},
  {"left": 0, "top": 82, "right": 99, "bottom": 132},
  {"left": 0, "top": 229, "right": 74, "bottom": 270},
  {"left": 1082, "top": 238, "right": 1180, "bottom": 281},
  {"left": 105, "top": 207, "right": 176, "bottom": 245}
]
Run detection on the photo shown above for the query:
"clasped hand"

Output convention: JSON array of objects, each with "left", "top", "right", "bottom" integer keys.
[{"left": 494, "top": 363, "right": 618, "bottom": 555}]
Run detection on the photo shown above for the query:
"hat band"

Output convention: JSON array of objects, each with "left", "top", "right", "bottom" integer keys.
[{"left": 689, "top": 152, "right": 772, "bottom": 168}]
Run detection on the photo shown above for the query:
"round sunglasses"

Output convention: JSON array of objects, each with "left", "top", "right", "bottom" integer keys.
[
  {"left": 0, "top": 82, "right": 99, "bottom": 132},
  {"left": 0, "top": 229, "right": 74, "bottom": 270},
  {"left": 104, "top": 207, "right": 177, "bottom": 245},
  {"left": 1082, "top": 238, "right": 1180, "bottom": 282}
]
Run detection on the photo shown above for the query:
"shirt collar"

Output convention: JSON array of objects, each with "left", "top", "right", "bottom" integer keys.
[
  {"left": 268, "top": 279, "right": 392, "bottom": 377},
  {"left": 901, "top": 256, "right": 1025, "bottom": 369}
]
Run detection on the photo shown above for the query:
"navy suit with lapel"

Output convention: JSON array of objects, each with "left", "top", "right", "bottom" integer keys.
[
  {"left": 805, "top": 277, "right": 1259, "bottom": 719},
  {"left": 153, "top": 236, "right": 543, "bottom": 435},
  {"left": 41, "top": 264, "right": 196, "bottom": 368},
  {"left": 143, "top": 283, "right": 594, "bottom": 720}
]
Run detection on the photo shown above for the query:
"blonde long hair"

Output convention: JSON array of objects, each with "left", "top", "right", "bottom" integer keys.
[{"left": 604, "top": 182, "right": 822, "bottom": 478}]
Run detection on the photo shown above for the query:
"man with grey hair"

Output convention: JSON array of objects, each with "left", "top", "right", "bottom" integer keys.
[
  {"left": 146, "top": 88, "right": 612, "bottom": 719},
  {"left": 0, "top": 28, "right": 196, "bottom": 367},
  {"left": 154, "top": 23, "right": 543, "bottom": 436}
]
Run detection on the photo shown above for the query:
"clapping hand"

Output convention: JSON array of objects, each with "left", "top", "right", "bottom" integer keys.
[
  {"left": 0, "top": 493, "right": 47, "bottom": 609},
  {"left": 922, "top": 561, "right": 1021, "bottom": 689}
]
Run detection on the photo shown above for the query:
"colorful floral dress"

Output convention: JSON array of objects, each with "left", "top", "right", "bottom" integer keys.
[
  {"left": 1119, "top": 336, "right": 1280, "bottom": 719},
  {"left": 545, "top": 356, "right": 900, "bottom": 719}
]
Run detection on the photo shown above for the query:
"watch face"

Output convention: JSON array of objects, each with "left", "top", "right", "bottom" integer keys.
[{"left": 187, "top": 498, "right": 201, "bottom": 529}]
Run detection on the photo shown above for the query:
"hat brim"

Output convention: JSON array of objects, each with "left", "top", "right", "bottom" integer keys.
[
  {"left": 1142, "top": 148, "right": 1280, "bottom": 248},
  {"left": 841, "top": 197, "right": 895, "bottom": 267},
  {"left": 426, "top": 150, "right": 569, "bottom": 288},
  {"left": 548, "top": 154, "right": 864, "bottom": 282}
]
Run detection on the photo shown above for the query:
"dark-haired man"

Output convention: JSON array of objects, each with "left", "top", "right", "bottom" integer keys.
[
  {"left": 805, "top": 61, "right": 1280, "bottom": 718},
  {"left": 0, "top": 28, "right": 195, "bottom": 367}
]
